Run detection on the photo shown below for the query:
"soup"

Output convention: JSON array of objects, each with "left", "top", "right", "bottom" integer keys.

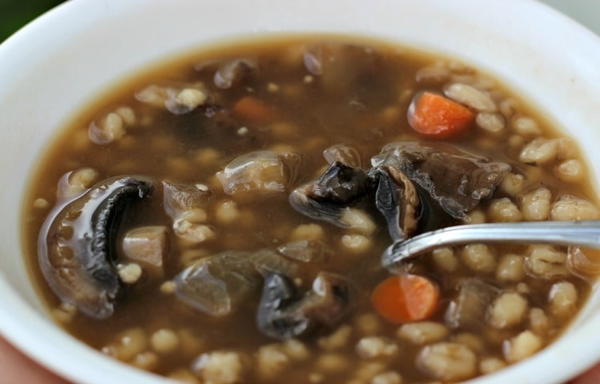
[{"left": 23, "top": 36, "right": 600, "bottom": 383}]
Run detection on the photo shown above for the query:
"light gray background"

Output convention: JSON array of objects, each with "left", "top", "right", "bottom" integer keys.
[{"left": 542, "top": 0, "right": 600, "bottom": 35}]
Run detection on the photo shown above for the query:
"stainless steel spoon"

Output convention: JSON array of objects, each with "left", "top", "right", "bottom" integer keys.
[{"left": 382, "top": 220, "right": 600, "bottom": 270}]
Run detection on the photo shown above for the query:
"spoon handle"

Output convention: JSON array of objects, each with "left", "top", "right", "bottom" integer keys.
[{"left": 382, "top": 220, "right": 600, "bottom": 269}]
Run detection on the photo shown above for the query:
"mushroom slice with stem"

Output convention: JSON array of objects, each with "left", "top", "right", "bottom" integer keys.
[
  {"left": 257, "top": 272, "right": 355, "bottom": 340},
  {"left": 372, "top": 141, "right": 510, "bottom": 219},
  {"left": 371, "top": 165, "right": 421, "bottom": 241},
  {"left": 38, "top": 176, "right": 153, "bottom": 319},
  {"left": 289, "top": 161, "right": 373, "bottom": 226}
]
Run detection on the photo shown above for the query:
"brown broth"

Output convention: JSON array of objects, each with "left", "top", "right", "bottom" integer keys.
[{"left": 22, "top": 35, "right": 598, "bottom": 383}]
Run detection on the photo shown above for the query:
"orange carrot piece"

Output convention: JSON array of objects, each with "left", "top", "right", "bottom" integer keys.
[
  {"left": 232, "top": 96, "right": 275, "bottom": 123},
  {"left": 371, "top": 274, "right": 440, "bottom": 324},
  {"left": 407, "top": 92, "right": 474, "bottom": 139}
]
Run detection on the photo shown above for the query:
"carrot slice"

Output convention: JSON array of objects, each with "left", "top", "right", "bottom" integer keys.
[
  {"left": 232, "top": 96, "right": 275, "bottom": 123},
  {"left": 371, "top": 274, "right": 440, "bottom": 324},
  {"left": 407, "top": 92, "right": 474, "bottom": 139}
]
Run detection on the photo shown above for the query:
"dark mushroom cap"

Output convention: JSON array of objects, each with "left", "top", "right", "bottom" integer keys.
[{"left": 38, "top": 176, "right": 153, "bottom": 319}]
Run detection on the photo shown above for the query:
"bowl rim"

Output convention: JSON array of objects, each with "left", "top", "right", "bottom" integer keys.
[{"left": 0, "top": 0, "right": 599, "bottom": 383}]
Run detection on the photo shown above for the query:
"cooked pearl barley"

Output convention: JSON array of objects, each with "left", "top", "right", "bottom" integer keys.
[
  {"left": 479, "top": 357, "right": 507, "bottom": 374},
  {"left": 432, "top": 248, "right": 459, "bottom": 272},
  {"left": 281, "top": 339, "right": 310, "bottom": 361},
  {"left": 397, "top": 322, "right": 449, "bottom": 345},
  {"left": 132, "top": 351, "right": 159, "bottom": 371},
  {"left": 526, "top": 245, "right": 568, "bottom": 279},
  {"left": 115, "top": 106, "right": 136, "bottom": 125},
  {"left": 151, "top": 329, "right": 179, "bottom": 354},
  {"left": 555, "top": 159, "right": 584, "bottom": 182},
  {"left": 89, "top": 112, "right": 126, "bottom": 144},
  {"left": 461, "top": 244, "right": 496, "bottom": 273},
  {"left": 521, "top": 187, "right": 551, "bottom": 221},
  {"left": 291, "top": 224, "right": 324, "bottom": 241},
  {"left": 496, "top": 254, "right": 525, "bottom": 282},
  {"left": 356, "top": 337, "right": 399, "bottom": 359},
  {"left": 417, "top": 342, "right": 477, "bottom": 381},
  {"left": 193, "top": 351, "right": 246, "bottom": 384},
  {"left": 500, "top": 173, "right": 524, "bottom": 197},
  {"left": 476, "top": 112, "right": 505, "bottom": 134},
  {"left": 102, "top": 328, "right": 148, "bottom": 362},
  {"left": 160, "top": 280, "right": 176, "bottom": 294},
  {"left": 503, "top": 331, "right": 542, "bottom": 363},
  {"left": 550, "top": 195, "right": 600, "bottom": 221},
  {"left": 117, "top": 263, "right": 143, "bottom": 284},
  {"left": 33, "top": 198, "right": 50, "bottom": 209},
  {"left": 371, "top": 371, "right": 403, "bottom": 384},
  {"left": 488, "top": 293, "right": 528, "bottom": 329},
  {"left": 340, "top": 208, "right": 376, "bottom": 235},
  {"left": 465, "top": 209, "right": 486, "bottom": 224},
  {"left": 488, "top": 198, "right": 522, "bottom": 222},
  {"left": 500, "top": 98, "right": 518, "bottom": 118},
  {"left": 341, "top": 234, "right": 371, "bottom": 253},
  {"left": 548, "top": 281, "right": 578, "bottom": 318},
  {"left": 257, "top": 344, "right": 290, "bottom": 380},
  {"left": 519, "top": 138, "right": 559, "bottom": 165},
  {"left": 215, "top": 200, "right": 240, "bottom": 224},
  {"left": 451, "top": 333, "right": 484, "bottom": 354},
  {"left": 444, "top": 83, "right": 497, "bottom": 112},
  {"left": 318, "top": 325, "right": 352, "bottom": 351},
  {"left": 511, "top": 116, "right": 541, "bottom": 136},
  {"left": 176, "top": 88, "right": 207, "bottom": 109},
  {"left": 70, "top": 167, "right": 99, "bottom": 189},
  {"left": 529, "top": 308, "right": 550, "bottom": 335}
]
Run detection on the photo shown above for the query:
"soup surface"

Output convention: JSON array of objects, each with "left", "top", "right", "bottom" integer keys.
[{"left": 23, "top": 36, "right": 600, "bottom": 383}]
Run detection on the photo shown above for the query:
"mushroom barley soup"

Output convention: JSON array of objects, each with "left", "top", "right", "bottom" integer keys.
[{"left": 23, "top": 36, "right": 600, "bottom": 383}]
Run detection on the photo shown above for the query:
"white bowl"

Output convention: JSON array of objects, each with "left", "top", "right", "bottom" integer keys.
[{"left": 0, "top": 0, "right": 599, "bottom": 383}]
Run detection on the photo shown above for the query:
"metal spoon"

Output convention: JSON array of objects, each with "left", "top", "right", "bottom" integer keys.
[{"left": 382, "top": 220, "right": 600, "bottom": 270}]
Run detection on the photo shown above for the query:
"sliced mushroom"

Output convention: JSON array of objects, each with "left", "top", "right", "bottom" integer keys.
[
  {"left": 370, "top": 166, "right": 421, "bottom": 241},
  {"left": 213, "top": 58, "right": 258, "bottom": 89},
  {"left": 174, "top": 249, "right": 299, "bottom": 317},
  {"left": 38, "top": 176, "right": 153, "bottom": 319},
  {"left": 289, "top": 162, "right": 373, "bottom": 226},
  {"left": 372, "top": 142, "right": 510, "bottom": 219},
  {"left": 445, "top": 278, "right": 499, "bottom": 330},
  {"left": 217, "top": 151, "right": 300, "bottom": 196},
  {"left": 257, "top": 272, "right": 355, "bottom": 340},
  {"left": 323, "top": 144, "right": 362, "bottom": 167}
]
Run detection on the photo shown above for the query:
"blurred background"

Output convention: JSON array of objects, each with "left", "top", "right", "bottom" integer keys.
[
  {"left": 0, "top": 0, "right": 65, "bottom": 42},
  {"left": 0, "top": 0, "right": 599, "bottom": 43}
]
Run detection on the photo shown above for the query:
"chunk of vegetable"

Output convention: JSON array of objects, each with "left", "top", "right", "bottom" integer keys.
[
  {"left": 407, "top": 92, "right": 474, "bottom": 139},
  {"left": 371, "top": 274, "right": 439, "bottom": 324},
  {"left": 233, "top": 96, "right": 275, "bottom": 123},
  {"left": 122, "top": 226, "right": 168, "bottom": 277},
  {"left": 217, "top": 150, "right": 300, "bottom": 196}
]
